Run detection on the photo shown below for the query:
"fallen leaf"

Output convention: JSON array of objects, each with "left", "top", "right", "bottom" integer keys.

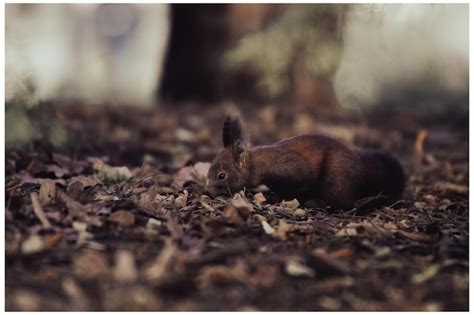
[
  {"left": 252, "top": 192, "right": 267, "bottom": 207},
  {"left": 261, "top": 220, "right": 276, "bottom": 235},
  {"left": 30, "top": 192, "right": 52, "bottom": 228},
  {"left": 113, "top": 250, "right": 138, "bottom": 283},
  {"left": 434, "top": 181, "right": 468, "bottom": 194},
  {"left": 412, "top": 264, "right": 439, "bottom": 284},
  {"left": 336, "top": 227, "right": 358, "bottom": 237},
  {"left": 294, "top": 208, "right": 306, "bottom": 217},
  {"left": 199, "top": 195, "right": 215, "bottom": 212},
  {"left": 197, "top": 260, "right": 247, "bottom": 290},
  {"left": 272, "top": 219, "right": 292, "bottom": 240},
  {"left": 414, "top": 129, "right": 427, "bottom": 164},
  {"left": 92, "top": 158, "right": 133, "bottom": 184},
  {"left": 108, "top": 210, "right": 135, "bottom": 227},
  {"left": 175, "top": 190, "right": 189, "bottom": 209},
  {"left": 46, "top": 164, "right": 69, "bottom": 178},
  {"left": 280, "top": 199, "right": 300, "bottom": 211},
  {"left": 74, "top": 250, "right": 109, "bottom": 279},
  {"left": 144, "top": 239, "right": 177, "bottom": 283},
  {"left": 21, "top": 235, "right": 45, "bottom": 254},
  {"left": 397, "top": 230, "right": 432, "bottom": 242},
  {"left": 223, "top": 193, "right": 253, "bottom": 224},
  {"left": 172, "top": 162, "right": 210, "bottom": 189},
  {"left": 68, "top": 176, "right": 102, "bottom": 190},
  {"left": 285, "top": 258, "right": 315, "bottom": 277},
  {"left": 39, "top": 179, "right": 56, "bottom": 205},
  {"left": 12, "top": 290, "right": 41, "bottom": 311}
]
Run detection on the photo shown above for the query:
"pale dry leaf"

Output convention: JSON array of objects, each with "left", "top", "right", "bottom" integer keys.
[
  {"left": 21, "top": 235, "right": 45, "bottom": 254},
  {"left": 294, "top": 208, "right": 306, "bottom": 217},
  {"left": 280, "top": 199, "right": 300, "bottom": 211},
  {"left": 30, "top": 192, "right": 52, "bottom": 229},
  {"left": 335, "top": 227, "right": 358, "bottom": 237},
  {"left": 114, "top": 250, "right": 138, "bottom": 283},
  {"left": 155, "top": 194, "right": 175, "bottom": 209},
  {"left": 199, "top": 195, "right": 215, "bottom": 212},
  {"left": 412, "top": 264, "right": 439, "bottom": 284},
  {"left": 39, "top": 179, "right": 56, "bottom": 205},
  {"left": 175, "top": 190, "right": 189, "bottom": 209},
  {"left": 145, "top": 240, "right": 177, "bottom": 283},
  {"left": 261, "top": 220, "right": 276, "bottom": 235},
  {"left": 92, "top": 158, "right": 133, "bottom": 183},
  {"left": 173, "top": 162, "right": 211, "bottom": 189},
  {"left": 285, "top": 259, "right": 315, "bottom": 277},
  {"left": 252, "top": 192, "right": 267, "bottom": 207},
  {"left": 272, "top": 219, "right": 292, "bottom": 240},
  {"left": 434, "top": 181, "right": 468, "bottom": 194},
  {"left": 414, "top": 129, "right": 427, "bottom": 163},
  {"left": 223, "top": 193, "right": 253, "bottom": 224}
]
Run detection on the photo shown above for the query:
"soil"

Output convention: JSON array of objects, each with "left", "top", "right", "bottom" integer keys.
[{"left": 5, "top": 102, "right": 469, "bottom": 311}]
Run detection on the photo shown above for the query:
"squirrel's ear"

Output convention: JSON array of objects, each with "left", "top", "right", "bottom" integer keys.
[{"left": 222, "top": 115, "right": 243, "bottom": 148}]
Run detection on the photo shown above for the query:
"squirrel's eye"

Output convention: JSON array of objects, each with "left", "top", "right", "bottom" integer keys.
[{"left": 218, "top": 172, "right": 226, "bottom": 180}]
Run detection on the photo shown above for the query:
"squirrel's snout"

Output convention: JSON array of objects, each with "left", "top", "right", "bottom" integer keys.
[{"left": 204, "top": 184, "right": 219, "bottom": 198}]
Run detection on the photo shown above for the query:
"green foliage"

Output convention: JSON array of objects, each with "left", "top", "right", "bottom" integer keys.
[
  {"left": 223, "top": 4, "right": 350, "bottom": 99},
  {"left": 5, "top": 81, "right": 67, "bottom": 150}
]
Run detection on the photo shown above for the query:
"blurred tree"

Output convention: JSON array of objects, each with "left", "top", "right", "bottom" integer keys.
[{"left": 222, "top": 4, "right": 350, "bottom": 107}]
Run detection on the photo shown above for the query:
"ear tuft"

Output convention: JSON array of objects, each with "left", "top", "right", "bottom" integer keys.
[{"left": 222, "top": 115, "right": 243, "bottom": 148}]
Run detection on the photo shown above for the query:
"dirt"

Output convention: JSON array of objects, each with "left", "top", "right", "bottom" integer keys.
[{"left": 5, "top": 102, "right": 468, "bottom": 311}]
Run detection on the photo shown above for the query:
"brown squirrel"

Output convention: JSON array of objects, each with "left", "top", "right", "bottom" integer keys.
[{"left": 205, "top": 116, "right": 405, "bottom": 209}]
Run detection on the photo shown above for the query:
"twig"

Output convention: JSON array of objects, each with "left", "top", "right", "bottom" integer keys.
[{"left": 30, "top": 192, "right": 52, "bottom": 229}]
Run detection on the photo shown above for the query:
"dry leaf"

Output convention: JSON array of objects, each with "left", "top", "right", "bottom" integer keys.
[
  {"left": 92, "top": 158, "right": 133, "bottom": 183},
  {"left": 412, "top": 264, "right": 439, "bottom": 284},
  {"left": 199, "top": 195, "right": 215, "bottom": 212},
  {"left": 280, "top": 199, "right": 300, "bottom": 211},
  {"left": 336, "top": 227, "right": 358, "bottom": 237},
  {"left": 414, "top": 129, "right": 427, "bottom": 163},
  {"left": 272, "top": 219, "right": 292, "bottom": 240},
  {"left": 113, "top": 250, "right": 138, "bottom": 283},
  {"left": 30, "top": 192, "right": 52, "bottom": 229},
  {"left": 175, "top": 190, "right": 189, "bottom": 209},
  {"left": 74, "top": 250, "right": 109, "bottom": 279},
  {"left": 397, "top": 230, "right": 432, "bottom": 242},
  {"left": 109, "top": 210, "right": 135, "bottom": 227},
  {"left": 223, "top": 193, "right": 253, "bottom": 224},
  {"left": 197, "top": 260, "right": 247, "bottom": 291},
  {"left": 173, "top": 162, "right": 210, "bottom": 189},
  {"left": 145, "top": 240, "right": 177, "bottom": 283},
  {"left": 21, "top": 235, "right": 45, "bottom": 254},
  {"left": 294, "top": 208, "right": 306, "bottom": 217},
  {"left": 434, "top": 181, "right": 468, "bottom": 194},
  {"left": 252, "top": 192, "right": 267, "bottom": 207},
  {"left": 39, "top": 179, "right": 56, "bottom": 205},
  {"left": 285, "top": 259, "right": 315, "bottom": 277},
  {"left": 261, "top": 220, "right": 276, "bottom": 235}
]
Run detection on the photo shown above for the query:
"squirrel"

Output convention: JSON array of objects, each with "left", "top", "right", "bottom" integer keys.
[{"left": 205, "top": 115, "right": 405, "bottom": 209}]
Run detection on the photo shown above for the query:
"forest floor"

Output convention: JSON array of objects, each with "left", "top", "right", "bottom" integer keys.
[{"left": 5, "top": 102, "right": 469, "bottom": 311}]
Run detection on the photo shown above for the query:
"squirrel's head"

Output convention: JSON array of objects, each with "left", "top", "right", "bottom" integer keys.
[{"left": 206, "top": 116, "right": 250, "bottom": 197}]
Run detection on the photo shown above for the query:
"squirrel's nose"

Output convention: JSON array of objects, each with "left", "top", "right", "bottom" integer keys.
[{"left": 204, "top": 185, "right": 218, "bottom": 198}]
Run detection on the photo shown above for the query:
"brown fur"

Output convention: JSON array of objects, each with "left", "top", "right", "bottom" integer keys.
[{"left": 206, "top": 116, "right": 405, "bottom": 209}]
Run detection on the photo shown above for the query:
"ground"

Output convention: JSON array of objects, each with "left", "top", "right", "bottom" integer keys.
[{"left": 5, "top": 102, "right": 469, "bottom": 311}]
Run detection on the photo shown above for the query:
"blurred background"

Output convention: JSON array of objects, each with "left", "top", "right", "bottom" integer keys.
[
  {"left": 5, "top": 3, "right": 469, "bottom": 149},
  {"left": 6, "top": 3, "right": 468, "bottom": 108}
]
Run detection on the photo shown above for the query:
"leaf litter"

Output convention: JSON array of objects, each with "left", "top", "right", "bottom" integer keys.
[{"left": 5, "top": 103, "right": 468, "bottom": 311}]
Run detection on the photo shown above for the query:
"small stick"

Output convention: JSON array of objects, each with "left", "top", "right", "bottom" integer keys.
[{"left": 30, "top": 192, "right": 52, "bottom": 229}]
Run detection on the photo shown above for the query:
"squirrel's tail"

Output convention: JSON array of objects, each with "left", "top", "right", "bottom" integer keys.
[{"left": 359, "top": 149, "right": 405, "bottom": 201}]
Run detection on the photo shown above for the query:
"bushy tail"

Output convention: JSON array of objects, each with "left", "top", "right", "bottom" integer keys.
[{"left": 359, "top": 150, "right": 405, "bottom": 201}]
